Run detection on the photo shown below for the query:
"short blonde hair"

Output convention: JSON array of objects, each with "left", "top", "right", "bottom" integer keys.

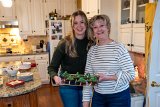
[{"left": 89, "top": 14, "right": 111, "bottom": 36}]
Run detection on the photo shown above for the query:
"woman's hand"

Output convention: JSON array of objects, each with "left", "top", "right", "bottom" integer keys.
[
  {"left": 83, "top": 101, "right": 90, "bottom": 107},
  {"left": 97, "top": 73, "right": 117, "bottom": 82},
  {"left": 53, "top": 76, "right": 62, "bottom": 85}
]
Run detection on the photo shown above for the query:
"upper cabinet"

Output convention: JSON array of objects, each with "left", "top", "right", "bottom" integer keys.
[
  {"left": 120, "top": 0, "right": 148, "bottom": 28},
  {"left": 15, "top": 0, "right": 32, "bottom": 35},
  {"left": 31, "top": 0, "right": 45, "bottom": 35},
  {"left": 59, "top": 0, "right": 77, "bottom": 17},
  {"left": 44, "top": 0, "right": 59, "bottom": 20},
  {"left": 119, "top": 0, "right": 149, "bottom": 53},
  {"left": 44, "top": 0, "right": 77, "bottom": 20},
  {"left": 81, "top": 0, "right": 99, "bottom": 19},
  {"left": 0, "top": 0, "right": 16, "bottom": 21},
  {"left": 15, "top": 0, "right": 45, "bottom": 36}
]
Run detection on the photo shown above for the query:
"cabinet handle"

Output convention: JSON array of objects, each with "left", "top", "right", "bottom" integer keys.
[
  {"left": 20, "top": 31, "right": 22, "bottom": 32},
  {"left": 7, "top": 104, "right": 12, "bottom": 107},
  {"left": 127, "top": 44, "right": 130, "bottom": 46},
  {"left": 131, "top": 44, "right": 134, "bottom": 46},
  {"left": 131, "top": 21, "right": 135, "bottom": 23},
  {"left": 86, "top": 12, "right": 90, "bottom": 14},
  {"left": 2, "top": 16, "right": 4, "bottom": 17},
  {"left": 28, "top": 58, "right": 30, "bottom": 60}
]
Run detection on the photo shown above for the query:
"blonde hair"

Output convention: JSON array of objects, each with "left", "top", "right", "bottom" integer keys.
[
  {"left": 89, "top": 15, "right": 111, "bottom": 38},
  {"left": 64, "top": 10, "right": 90, "bottom": 57}
]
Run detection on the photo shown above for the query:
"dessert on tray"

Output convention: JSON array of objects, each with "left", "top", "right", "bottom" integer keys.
[{"left": 60, "top": 71, "right": 99, "bottom": 86}]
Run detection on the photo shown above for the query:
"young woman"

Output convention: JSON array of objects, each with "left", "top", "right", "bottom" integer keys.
[
  {"left": 48, "top": 10, "right": 94, "bottom": 107},
  {"left": 83, "top": 15, "right": 135, "bottom": 107}
]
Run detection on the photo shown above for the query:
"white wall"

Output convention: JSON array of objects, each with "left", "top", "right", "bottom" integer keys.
[{"left": 99, "top": 0, "right": 118, "bottom": 41}]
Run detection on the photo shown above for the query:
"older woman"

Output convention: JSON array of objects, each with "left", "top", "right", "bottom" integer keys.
[{"left": 83, "top": 15, "right": 135, "bottom": 107}]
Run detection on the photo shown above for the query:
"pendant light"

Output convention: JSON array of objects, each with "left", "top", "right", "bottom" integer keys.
[{"left": 1, "top": 0, "right": 12, "bottom": 8}]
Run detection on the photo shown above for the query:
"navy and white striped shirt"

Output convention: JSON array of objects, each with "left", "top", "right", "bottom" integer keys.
[{"left": 83, "top": 41, "right": 135, "bottom": 101}]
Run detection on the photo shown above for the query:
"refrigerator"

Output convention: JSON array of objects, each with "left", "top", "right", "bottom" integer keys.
[{"left": 46, "top": 20, "right": 71, "bottom": 62}]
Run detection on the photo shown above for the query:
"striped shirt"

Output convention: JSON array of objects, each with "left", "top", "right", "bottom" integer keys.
[{"left": 83, "top": 41, "right": 135, "bottom": 101}]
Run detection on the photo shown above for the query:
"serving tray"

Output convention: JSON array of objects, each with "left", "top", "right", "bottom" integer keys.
[
  {"left": 59, "top": 71, "right": 99, "bottom": 86},
  {"left": 6, "top": 80, "right": 25, "bottom": 88}
]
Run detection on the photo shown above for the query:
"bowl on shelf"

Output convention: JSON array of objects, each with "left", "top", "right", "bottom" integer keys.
[{"left": 6, "top": 66, "right": 19, "bottom": 76}]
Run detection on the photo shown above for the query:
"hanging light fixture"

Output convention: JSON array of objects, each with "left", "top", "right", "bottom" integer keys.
[{"left": 1, "top": 0, "right": 12, "bottom": 8}]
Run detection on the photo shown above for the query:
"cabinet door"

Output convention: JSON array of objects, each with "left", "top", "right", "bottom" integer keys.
[
  {"left": 131, "top": 96, "right": 144, "bottom": 107},
  {"left": 0, "top": 0, "right": 16, "bottom": 21},
  {"left": 120, "top": 28, "right": 132, "bottom": 51},
  {"left": 120, "top": 0, "right": 149, "bottom": 27},
  {"left": 60, "top": 0, "right": 77, "bottom": 16},
  {"left": 31, "top": 0, "right": 45, "bottom": 35},
  {"left": 132, "top": 0, "right": 149, "bottom": 24},
  {"left": 44, "top": 0, "right": 59, "bottom": 20},
  {"left": 21, "top": 55, "right": 35, "bottom": 62},
  {"left": 82, "top": 0, "right": 99, "bottom": 19},
  {"left": 15, "top": 0, "right": 32, "bottom": 35},
  {"left": 132, "top": 28, "right": 145, "bottom": 53},
  {"left": 35, "top": 54, "right": 49, "bottom": 84}
]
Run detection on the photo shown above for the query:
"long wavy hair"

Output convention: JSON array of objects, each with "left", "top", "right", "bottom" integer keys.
[{"left": 64, "top": 10, "right": 95, "bottom": 57}]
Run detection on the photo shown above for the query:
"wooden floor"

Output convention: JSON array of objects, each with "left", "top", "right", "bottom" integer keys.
[{"left": 37, "top": 84, "right": 63, "bottom": 107}]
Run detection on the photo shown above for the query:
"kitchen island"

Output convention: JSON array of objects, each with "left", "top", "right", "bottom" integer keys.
[{"left": 0, "top": 68, "right": 42, "bottom": 107}]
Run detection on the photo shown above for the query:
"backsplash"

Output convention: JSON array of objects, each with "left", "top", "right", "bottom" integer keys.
[
  {"left": 0, "top": 28, "right": 48, "bottom": 53},
  {"left": 23, "top": 36, "right": 48, "bottom": 53}
]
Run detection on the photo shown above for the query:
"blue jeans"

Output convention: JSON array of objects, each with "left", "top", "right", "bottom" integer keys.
[
  {"left": 92, "top": 88, "right": 131, "bottom": 107},
  {"left": 59, "top": 86, "right": 83, "bottom": 107}
]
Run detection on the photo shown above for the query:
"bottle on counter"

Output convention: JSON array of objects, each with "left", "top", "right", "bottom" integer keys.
[{"left": 43, "top": 43, "right": 47, "bottom": 52}]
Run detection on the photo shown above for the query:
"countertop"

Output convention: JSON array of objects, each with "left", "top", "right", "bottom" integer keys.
[
  {"left": 0, "top": 68, "right": 42, "bottom": 98},
  {"left": 0, "top": 51, "right": 48, "bottom": 57}
]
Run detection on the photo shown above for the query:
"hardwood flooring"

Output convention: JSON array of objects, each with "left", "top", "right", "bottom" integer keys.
[{"left": 37, "top": 84, "right": 63, "bottom": 107}]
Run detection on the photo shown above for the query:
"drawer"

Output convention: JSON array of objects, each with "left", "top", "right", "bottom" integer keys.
[
  {"left": 35, "top": 54, "right": 48, "bottom": 60},
  {"left": 22, "top": 55, "right": 35, "bottom": 61}
]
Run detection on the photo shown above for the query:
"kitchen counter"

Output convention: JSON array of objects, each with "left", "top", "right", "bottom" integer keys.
[
  {"left": 0, "top": 51, "right": 48, "bottom": 57},
  {"left": 0, "top": 67, "right": 42, "bottom": 107},
  {"left": 0, "top": 68, "right": 42, "bottom": 98}
]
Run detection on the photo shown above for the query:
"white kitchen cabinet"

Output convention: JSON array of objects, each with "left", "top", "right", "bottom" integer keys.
[
  {"left": 0, "top": 0, "right": 16, "bottom": 21},
  {"left": 15, "top": 0, "right": 45, "bottom": 36},
  {"left": 21, "top": 55, "right": 35, "bottom": 62},
  {"left": 118, "top": 0, "right": 148, "bottom": 53},
  {"left": 31, "top": 0, "right": 45, "bottom": 35},
  {"left": 120, "top": 27, "right": 145, "bottom": 53},
  {"left": 44, "top": 0, "right": 77, "bottom": 20},
  {"left": 131, "top": 95, "right": 144, "bottom": 107},
  {"left": 15, "top": 0, "right": 32, "bottom": 35},
  {"left": 120, "top": 0, "right": 148, "bottom": 27},
  {"left": 81, "top": 0, "right": 99, "bottom": 19},
  {"left": 44, "top": 0, "right": 59, "bottom": 20},
  {"left": 35, "top": 54, "right": 49, "bottom": 84},
  {"left": 59, "top": 0, "right": 77, "bottom": 17}
]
